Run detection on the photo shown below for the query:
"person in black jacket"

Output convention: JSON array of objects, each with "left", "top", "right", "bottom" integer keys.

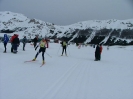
[
  {"left": 33, "top": 36, "right": 38, "bottom": 48},
  {"left": 12, "top": 34, "right": 20, "bottom": 53},
  {"left": 95, "top": 44, "right": 100, "bottom": 61},
  {"left": 22, "top": 36, "right": 27, "bottom": 51}
]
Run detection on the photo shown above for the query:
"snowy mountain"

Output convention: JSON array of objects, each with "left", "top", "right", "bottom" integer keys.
[{"left": 0, "top": 11, "right": 133, "bottom": 45}]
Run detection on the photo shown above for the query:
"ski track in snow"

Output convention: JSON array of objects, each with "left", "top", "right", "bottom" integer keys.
[
  {"left": 0, "top": 43, "right": 133, "bottom": 99},
  {"left": 39, "top": 60, "right": 92, "bottom": 99}
]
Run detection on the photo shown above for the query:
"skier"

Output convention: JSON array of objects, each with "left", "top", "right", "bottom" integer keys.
[
  {"left": 3, "top": 34, "right": 9, "bottom": 53},
  {"left": 32, "top": 37, "right": 48, "bottom": 64},
  {"left": 22, "top": 36, "right": 27, "bottom": 51},
  {"left": 95, "top": 44, "right": 100, "bottom": 61},
  {"left": 12, "top": 34, "right": 20, "bottom": 53},
  {"left": 60, "top": 39, "right": 67, "bottom": 56},
  {"left": 32, "top": 35, "right": 38, "bottom": 48}
]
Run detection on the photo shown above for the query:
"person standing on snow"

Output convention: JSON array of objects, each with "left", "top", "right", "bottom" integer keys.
[
  {"left": 60, "top": 39, "right": 68, "bottom": 56},
  {"left": 3, "top": 34, "right": 9, "bottom": 53},
  {"left": 32, "top": 38, "right": 48, "bottom": 64},
  {"left": 95, "top": 44, "right": 100, "bottom": 61},
  {"left": 22, "top": 36, "right": 27, "bottom": 51},
  {"left": 33, "top": 35, "right": 38, "bottom": 48},
  {"left": 99, "top": 44, "right": 103, "bottom": 60},
  {"left": 12, "top": 34, "right": 20, "bottom": 53},
  {"left": 10, "top": 34, "right": 16, "bottom": 52}
]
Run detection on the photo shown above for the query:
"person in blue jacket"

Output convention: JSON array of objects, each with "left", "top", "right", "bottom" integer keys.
[{"left": 3, "top": 34, "right": 9, "bottom": 53}]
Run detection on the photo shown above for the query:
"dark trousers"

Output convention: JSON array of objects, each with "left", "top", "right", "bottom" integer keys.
[
  {"left": 62, "top": 46, "right": 67, "bottom": 55},
  {"left": 13, "top": 44, "right": 18, "bottom": 53},
  {"left": 23, "top": 43, "right": 26, "bottom": 50},
  {"left": 35, "top": 47, "right": 46, "bottom": 61},
  {"left": 34, "top": 43, "right": 37, "bottom": 48},
  {"left": 4, "top": 43, "right": 7, "bottom": 52},
  {"left": 11, "top": 43, "right": 14, "bottom": 52},
  {"left": 95, "top": 52, "right": 100, "bottom": 60}
]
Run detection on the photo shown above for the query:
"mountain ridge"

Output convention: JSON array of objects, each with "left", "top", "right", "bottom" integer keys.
[{"left": 0, "top": 11, "right": 133, "bottom": 45}]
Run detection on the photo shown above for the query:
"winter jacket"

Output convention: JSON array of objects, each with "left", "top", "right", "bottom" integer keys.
[
  {"left": 95, "top": 45, "right": 100, "bottom": 53},
  {"left": 100, "top": 46, "right": 103, "bottom": 54},
  {"left": 3, "top": 34, "right": 9, "bottom": 43},
  {"left": 12, "top": 35, "right": 20, "bottom": 45},
  {"left": 10, "top": 35, "right": 16, "bottom": 43},
  {"left": 22, "top": 37, "right": 27, "bottom": 44}
]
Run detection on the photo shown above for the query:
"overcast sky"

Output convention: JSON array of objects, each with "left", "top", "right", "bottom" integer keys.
[{"left": 0, "top": 0, "right": 133, "bottom": 25}]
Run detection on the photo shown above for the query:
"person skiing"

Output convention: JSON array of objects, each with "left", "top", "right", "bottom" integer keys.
[
  {"left": 32, "top": 37, "right": 48, "bottom": 64},
  {"left": 60, "top": 39, "right": 67, "bottom": 56},
  {"left": 12, "top": 34, "right": 20, "bottom": 53},
  {"left": 32, "top": 35, "right": 38, "bottom": 48},
  {"left": 95, "top": 44, "right": 100, "bottom": 61},
  {"left": 3, "top": 34, "right": 9, "bottom": 53},
  {"left": 22, "top": 36, "right": 27, "bottom": 51}
]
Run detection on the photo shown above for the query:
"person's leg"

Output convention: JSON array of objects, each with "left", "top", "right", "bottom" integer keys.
[
  {"left": 64, "top": 46, "right": 67, "bottom": 55},
  {"left": 62, "top": 47, "right": 65, "bottom": 55},
  {"left": 13, "top": 44, "right": 17, "bottom": 53},
  {"left": 3, "top": 43, "right": 7, "bottom": 52},
  {"left": 11, "top": 43, "right": 13, "bottom": 52},
  {"left": 23, "top": 43, "right": 25, "bottom": 51}
]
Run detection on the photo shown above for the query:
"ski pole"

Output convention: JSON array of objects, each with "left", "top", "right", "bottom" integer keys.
[{"left": 46, "top": 52, "right": 52, "bottom": 58}]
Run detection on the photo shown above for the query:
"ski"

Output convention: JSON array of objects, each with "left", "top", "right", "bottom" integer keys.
[
  {"left": 24, "top": 60, "right": 36, "bottom": 63},
  {"left": 40, "top": 63, "right": 45, "bottom": 67}
]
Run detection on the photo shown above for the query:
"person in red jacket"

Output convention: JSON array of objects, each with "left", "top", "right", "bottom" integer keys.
[
  {"left": 99, "top": 44, "right": 103, "bottom": 60},
  {"left": 10, "top": 34, "right": 16, "bottom": 52}
]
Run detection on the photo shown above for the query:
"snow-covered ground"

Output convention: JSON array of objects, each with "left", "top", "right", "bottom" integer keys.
[{"left": 0, "top": 42, "right": 133, "bottom": 99}]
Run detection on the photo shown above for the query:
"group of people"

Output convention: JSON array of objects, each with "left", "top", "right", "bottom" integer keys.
[
  {"left": 2, "top": 34, "right": 27, "bottom": 53},
  {"left": 2, "top": 33, "right": 103, "bottom": 64}
]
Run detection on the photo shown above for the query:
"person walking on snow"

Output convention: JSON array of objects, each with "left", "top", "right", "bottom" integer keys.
[
  {"left": 32, "top": 38, "right": 48, "bottom": 64},
  {"left": 3, "top": 34, "right": 9, "bottom": 53},
  {"left": 61, "top": 39, "right": 67, "bottom": 56},
  {"left": 22, "top": 36, "right": 27, "bottom": 51}
]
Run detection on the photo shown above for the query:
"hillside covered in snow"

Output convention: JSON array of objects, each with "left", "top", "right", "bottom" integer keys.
[{"left": 0, "top": 11, "right": 133, "bottom": 45}]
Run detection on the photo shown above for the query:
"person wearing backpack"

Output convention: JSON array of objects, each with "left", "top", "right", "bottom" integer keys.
[
  {"left": 61, "top": 39, "right": 67, "bottom": 56},
  {"left": 10, "top": 34, "right": 16, "bottom": 52},
  {"left": 3, "top": 34, "right": 9, "bottom": 53},
  {"left": 32, "top": 37, "right": 48, "bottom": 64}
]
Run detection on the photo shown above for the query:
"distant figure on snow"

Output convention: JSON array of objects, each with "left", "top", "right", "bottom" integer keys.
[
  {"left": 95, "top": 44, "right": 100, "bottom": 61},
  {"left": 3, "top": 34, "right": 9, "bottom": 53},
  {"left": 60, "top": 39, "right": 68, "bottom": 56},
  {"left": 33, "top": 36, "right": 38, "bottom": 48},
  {"left": 10, "top": 34, "right": 16, "bottom": 53},
  {"left": 22, "top": 36, "right": 27, "bottom": 51},
  {"left": 12, "top": 34, "right": 20, "bottom": 53}
]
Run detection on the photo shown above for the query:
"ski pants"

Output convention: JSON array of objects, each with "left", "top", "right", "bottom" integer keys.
[
  {"left": 62, "top": 46, "right": 67, "bottom": 55},
  {"left": 23, "top": 43, "right": 26, "bottom": 50},
  {"left": 35, "top": 47, "right": 46, "bottom": 61},
  {"left": 4, "top": 43, "right": 7, "bottom": 52}
]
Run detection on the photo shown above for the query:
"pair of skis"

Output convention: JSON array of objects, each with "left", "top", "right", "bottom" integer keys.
[{"left": 24, "top": 60, "right": 45, "bottom": 67}]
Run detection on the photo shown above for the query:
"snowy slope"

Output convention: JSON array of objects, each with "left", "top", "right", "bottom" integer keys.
[
  {"left": 0, "top": 11, "right": 133, "bottom": 44},
  {"left": 0, "top": 42, "right": 133, "bottom": 99}
]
